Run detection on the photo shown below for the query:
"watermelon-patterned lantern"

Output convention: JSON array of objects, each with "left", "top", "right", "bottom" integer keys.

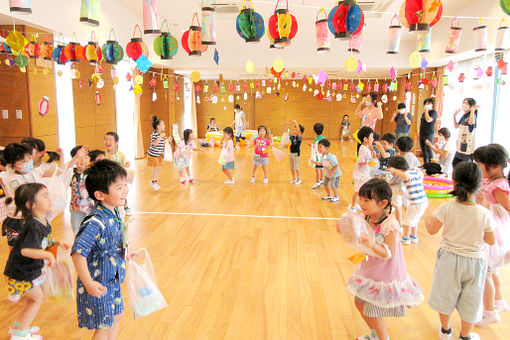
[
  {"left": 25, "top": 34, "right": 40, "bottom": 58},
  {"left": 201, "top": 0, "right": 216, "bottom": 45},
  {"left": 84, "top": 31, "right": 103, "bottom": 63},
  {"left": 64, "top": 34, "right": 85, "bottom": 62},
  {"left": 102, "top": 29, "right": 124, "bottom": 64},
  {"left": 80, "top": 0, "right": 100, "bottom": 26},
  {"left": 236, "top": 0, "right": 265, "bottom": 43},
  {"left": 328, "top": 1, "right": 364, "bottom": 41},
  {"left": 9, "top": 0, "right": 31, "bottom": 14},
  {"left": 400, "top": 0, "right": 443, "bottom": 33},
  {"left": 154, "top": 19, "right": 179, "bottom": 60},
  {"left": 267, "top": 0, "right": 298, "bottom": 48},
  {"left": 182, "top": 13, "right": 208, "bottom": 56},
  {"left": 126, "top": 25, "right": 149, "bottom": 61},
  {"left": 143, "top": 0, "right": 160, "bottom": 35},
  {"left": 315, "top": 7, "right": 330, "bottom": 54}
]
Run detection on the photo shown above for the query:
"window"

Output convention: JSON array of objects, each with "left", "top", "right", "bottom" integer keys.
[{"left": 54, "top": 63, "right": 76, "bottom": 157}]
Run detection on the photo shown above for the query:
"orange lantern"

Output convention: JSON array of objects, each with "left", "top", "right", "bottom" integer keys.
[
  {"left": 126, "top": 24, "right": 149, "bottom": 61},
  {"left": 25, "top": 34, "right": 40, "bottom": 58},
  {"left": 401, "top": 0, "right": 443, "bottom": 33},
  {"left": 84, "top": 31, "right": 103, "bottom": 63},
  {"left": 38, "top": 35, "right": 53, "bottom": 60},
  {"left": 182, "top": 13, "right": 208, "bottom": 56},
  {"left": 64, "top": 33, "right": 85, "bottom": 62}
]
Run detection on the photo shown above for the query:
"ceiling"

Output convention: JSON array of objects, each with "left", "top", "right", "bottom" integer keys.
[{"left": 0, "top": 1, "right": 508, "bottom": 79}]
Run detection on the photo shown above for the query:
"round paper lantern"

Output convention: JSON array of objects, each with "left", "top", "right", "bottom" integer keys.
[
  {"left": 102, "top": 29, "right": 124, "bottom": 65},
  {"left": 404, "top": 0, "right": 442, "bottom": 32},
  {"left": 9, "top": 0, "right": 31, "bottom": 14},
  {"left": 347, "top": 4, "right": 364, "bottom": 35},
  {"left": 25, "top": 35, "right": 40, "bottom": 58},
  {"left": 328, "top": 2, "right": 350, "bottom": 40},
  {"left": 64, "top": 34, "right": 85, "bottom": 62},
  {"left": 495, "top": 20, "right": 509, "bottom": 51},
  {"left": 267, "top": 0, "right": 298, "bottom": 48},
  {"left": 246, "top": 60, "right": 255, "bottom": 73},
  {"left": 201, "top": 0, "right": 216, "bottom": 45},
  {"left": 273, "top": 58, "right": 284, "bottom": 72},
  {"left": 52, "top": 44, "right": 68, "bottom": 65},
  {"left": 473, "top": 19, "right": 488, "bottom": 52},
  {"left": 190, "top": 71, "right": 201, "bottom": 83},
  {"left": 409, "top": 50, "right": 421, "bottom": 68},
  {"left": 502, "top": 0, "right": 510, "bottom": 15},
  {"left": 80, "top": 0, "right": 100, "bottom": 26},
  {"left": 236, "top": 3, "right": 265, "bottom": 43},
  {"left": 84, "top": 31, "right": 102, "bottom": 63},
  {"left": 182, "top": 13, "right": 207, "bottom": 56},
  {"left": 143, "top": 0, "right": 161, "bottom": 35},
  {"left": 154, "top": 19, "right": 179, "bottom": 60},
  {"left": 387, "top": 14, "right": 402, "bottom": 54},
  {"left": 126, "top": 25, "right": 149, "bottom": 61},
  {"left": 38, "top": 36, "right": 53, "bottom": 60},
  {"left": 344, "top": 56, "right": 357, "bottom": 72},
  {"left": 315, "top": 7, "right": 330, "bottom": 54},
  {"left": 445, "top": 17, "right": 462, "bottom": 54}
]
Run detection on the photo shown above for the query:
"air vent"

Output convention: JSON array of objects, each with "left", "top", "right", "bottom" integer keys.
[{"left": 216, "top": 3, "right": 240, "bottom": 14}]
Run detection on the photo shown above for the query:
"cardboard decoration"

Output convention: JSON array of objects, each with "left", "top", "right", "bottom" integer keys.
[
  {"left": 201, "top": 0, "right": 217, "bottom": 45},
  {"left": 80, "top": 0, "right": 100, "bottom": 26},
  {"left": 102, "top": 29, "right": 124, "bottom": 64},
  {"left": 315, "top": 7, "right": 330, "bottom": 54},
  {"left": 387, "top": 13, "right": 402, "bottom": 54},
  {"left": 154, "top": 19, "right": 179, "bottom": 60},
  {"left": 417, "top": 30, "right": 431, "bottom": 53},
  {"left": 267, "top": 0, "right": 298, "bottom": 48},
  {"left": 143, "top": 0, "right": 161, "bottom": 35}
]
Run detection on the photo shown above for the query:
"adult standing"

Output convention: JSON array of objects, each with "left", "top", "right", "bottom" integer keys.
[
  {"left": 231, "top": 104, "right": 247, "bottom": 149},
  {"left": 392, "top": 103, "right": 413, "bottom": 140},
  {"left": 355, "top": 92, "right": 383, "bottom": 153},
  {"left": 452, "top": 98, "right": 479, "bottom": 168},
  {"left": 419, "top": 98, "right": 437, "bottom": 165}
]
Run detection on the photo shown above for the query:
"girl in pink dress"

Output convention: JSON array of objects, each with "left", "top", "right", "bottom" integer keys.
[
  {"left": 474, "top": 144, "right": 510, "bottom": 326},
  {"left": 343, "top": 179, "right": 423, "bottom": 340}
]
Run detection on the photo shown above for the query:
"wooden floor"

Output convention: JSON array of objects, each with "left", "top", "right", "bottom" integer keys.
[{"left": 1, "top": 140, "right": 509, "bottom": 340}]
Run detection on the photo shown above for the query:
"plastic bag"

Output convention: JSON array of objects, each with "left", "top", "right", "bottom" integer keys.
[
  {"left": 127, "top": 248, "right": 167, "bottom": 319},
  {"left": 309, "top": 143, "right": 321, "bottom": 167},
  {"left": 218, "top": 148, "right": 227, "bottom": 165},
  {"left": 163, "top": 142, "right": 173, "bottom": 162},
  {"left": 337, "top": 212, "right": 378, "bottom": 257},
  {"left": 40, "top": 167, "right": 73, "bottom": 221},
  {"left": 280, "top": 130, "right": 290, "bottom": 148},
  {"left": 41, "top": 247, "right": 75, "bottom": 301},
  {"left": 272, "top": 147, "right": 286, "bottom": 162}
]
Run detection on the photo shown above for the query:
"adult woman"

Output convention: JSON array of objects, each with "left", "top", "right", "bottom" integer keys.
[
  {"left": 231, "top": 104, "right": 246, "bottom": 149},
  {"left": 452, "top": 98, "right": 479, "bottom": 168},
  {"left": 355, "top": 92, "right": 383, "bottom": 153},
  {"left": 419, "top": 98, "right": 437, "bottom": 165}
]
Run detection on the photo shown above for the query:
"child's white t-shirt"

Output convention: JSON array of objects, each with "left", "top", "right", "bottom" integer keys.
[
  {"left": 434, "top": 200, "right": 494, "bottom": 259},
  {"left": 353, "top": 144, "right": 371, "bottom": 179}
]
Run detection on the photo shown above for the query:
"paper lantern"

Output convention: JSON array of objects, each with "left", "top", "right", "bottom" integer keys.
[
  {"left": 445, "top": 17, "right": 462, "bottom": 54},
  {"left": 344, "top": 56, "right": 357, "bottom": 72},
  {"left": 236, "top": 0, "right": 265, "bottom": 43},
  {"left": 473, "top": 19, "right": 488, "bottom": 52},
  {"left": 80, "top": 0, "right": 100, "bottom": 26},
  {"left": 38, "top": 96, "right": 49, "bottom": 116},
  {"left": 502, "top": 0, "right": 510, "bottom": 15},
  {"left": 154, "top": 19, "right": 179, "bottom": 60},
  {"left": 201, "top": 0, "right": 216, "bottom": 45},
  {"left": 387, "top": 13, "right": 402, "bottom": 54},
  {"left": 267, "top": 0, "right": 298, "bottom": 48},
  {"left": 348, "top": 24, "right": 365, "bottom": 54},
  {"left": 328, "top": 1, "right": 364, "bottom": 40},
  {"left": 25, "top": 35, "right": 39, "bottom": 58},
  {"left": 52, "top": 44, "right": 68, "bottom": 65},
  {"left": 495, "top": 20, "right": 509, "bottom": 51},
  {"left": 9, "top": 0, "right": 31, "bottom": 14},
  {"left": 409, "top": 50, "right": 421, "bottom": 68},
  {"left": 417, "top": 30, "right": 431, "bottom": 53},
  {"left": 126, "top": 25, "right": 149, "bottom": 61},
  {"left": 315, "top": 7, "right": 330, "bottom": 54},
  {"left": 64, "top": 38, "right": 85, "bottom": 62},
  {"left": 403, "top": 0, "right": 443, "bottom": 33},
  {"left": 84, "top": 32, "right": 102, "bottom": 63},
  {"left": 246, "top": 60, "right": 255, "bottom": 73},
  {"left": 38, "top": 36, "right": 53, "bottom": 60},
  {"left": 182, "top": 13, "right": 208, "bottom": 56},
  {"left": 102, "top": 29, "right": 124, "bottom": 64},
  {"left": 143, "top": 0, "right": 160, "bottom": 35}
]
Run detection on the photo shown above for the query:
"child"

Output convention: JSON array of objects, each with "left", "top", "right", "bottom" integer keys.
[
  {"left": 69, "top": 146, "right": 93, "bottom": 236},
  {"left": 341, "top": 115, "right": 351, "bottom": 141},
  {"left": 350, "top": 126, "right": 376, "bottom": 211},
  {"left": 147, "top": 116, "right": 174, "bottom": 191},
  {"left": 392, "top": 103, "right": 412, "bottom": 141},
  {"left": 425, "top": 162, "right": 495, "bottom": 340},
  {"left": 287, "top": 120, "right": 304, "bottom": 184},
  {"left": 72, "top": 160, "right": 136, "bottom": 339},
  {"left": 345, "top": 179, "right": 423, "bottom": 340},
  {"left": 374, "top": 133, "right": 396, "bottom": 169},
  {"left": 88, "top": 150, "right": 106, "bottom": 163},
  {"left": 0, "top": 149, "right": 6, "bottom": 223},
  {"left": 251, "top": 126, "right": 272, "bottom": 184},
  {"left": 232, "top": 104, "right": 247, "bottom": 149},
  {"left": 220, "top": 127, "right": 235, "bottom": 184},
  {"left": 207, "top": 118, "right": 219, "bottom": 132},
  {"left": 424, "top": 128, "right": 454, "bottom": 178},
  {"left": 104, "top": 132, "right": 131, "bottom": 215},
  {"left": 314, "top": 139, "right": 341, "bottom": 202},
  {"left": 310, "top": 123, "right": 326, "bottom": 189},
  {"left": 395, "top": 136, "right": 420, "bottom": 169},
  {"left": 473, "top": 144, "right": 510, "bottom": 326},
  {"left": 174, "top": 129, "right": 201, "bottom": 184},
  {"left": 388, "top": 156, "right": 428, "bottom": 245},
  {"left": 5, "top": 183, "right": 70, "bottom": 340},
  {"left": 21, "top": 137, "right": 62, "bottom": 177}
]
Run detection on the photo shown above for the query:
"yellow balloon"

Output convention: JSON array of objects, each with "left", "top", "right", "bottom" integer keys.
[
  {"left": 273, "top": 58, "right": 284, "bottom": 73},
  {"left": 409, "top": 51, "right": 422, "bottom": 68},
  {"left": 191, "top": 71, "right": 201, "bottom": 83},
  {"left": 246, "top": 60, "right": 255, "bottom": 74},
  {"left": 344, "top": 56, "right": 357, "bottom": 72}
]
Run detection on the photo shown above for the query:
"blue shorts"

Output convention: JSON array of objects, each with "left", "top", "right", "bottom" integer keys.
[
  {"left": 254, "top": 155, "right": 269, "bottom": 166},
  {"left": 222, "top": 161, "right": 234, "bottom": 170},
  {"left": 77, "top": 279, "right": 124, "bottom": 330}
]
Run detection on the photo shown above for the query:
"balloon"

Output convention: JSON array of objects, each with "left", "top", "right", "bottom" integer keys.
[
  {"left": 246, "top": 60, "right": 255, "bottom": 73},
  {"left": 191, "top": 71, "right": 201, "bottom": 83},
  {"left": 273, "top": 58, "right": 284, "bottom": 73},
  {"left": 344, "top": 56, "right": 357, "bottom": 72},
  {"left": 409, "top": 51, "right": 421, "bottom": 68}
]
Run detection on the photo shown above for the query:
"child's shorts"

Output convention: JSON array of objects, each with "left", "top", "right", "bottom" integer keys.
[
  {"left": 355, "top": 296, "right": 406, "bottom": 318},
  {"left": 390, "top": 184, "right": 404, "bottom": 208},
  {"left": 428, "top": 249, "right": 486, "bottom": 324},
  {"left": 77, "top": 279, "right": 124, "bottom": 330},
  {"left": 324, "top": 176, "right": 340, "bottom": 189},
  {"left": 174, "top": 157, "right": 190, "bottom": 170},
  {"left": 253, "top": 155, "right": 269, "bottom": 166},
  {"left": 147, "top": 155, "right": 163, "bottom": 167},
  {"left": 314, "top": 165, "right": 324, "bottom": 169},
  {"left": 222, "top": 161, "right": 234, "bottom": 170},
  {"left": 403, "top": 202, "right": 428, "bottom": 227},
  {"left": 6, "top": 272, "right": 46, "bottom": 303},
  {"left": 289, "top": 152, "right": 300, "bottom": 170},
  {"left": 353, "top": 176, "right": 370, "bottom": 192}
]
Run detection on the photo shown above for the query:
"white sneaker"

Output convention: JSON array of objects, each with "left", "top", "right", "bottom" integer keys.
[
  {"left": 250, "top": 177, "right": 255, "bottom": 183},
  {"left": 179, "top": 177, "right": 186, "bottom": 184},
  {"left": 401, "top": 237, "right": 411, "bottom": 245},
  {"left": 458, "top": 333, "right": 480, "bottom": 340},
  {"left": 322, "top": 196, "right": 332, "bottom": 200},
  {"left": 356, "top": 333, "right": 378, "bottom": 340},
  {"left": 149, "top": 180, "right": 160, "bottom": 191},
  {"left": 495, "top": 299, "right": 510, "bottom": 314},
  {"left": 10, "top": 333, "right": 42, "bottom": 340},
  {"left": 476, "top": 310, "right": 501, "bottom": 327},
  {"left": 8, "top": 326, "right": 40, "bottom": 336},
  {"left": 295, "top": 179, "right": 302, "bottom": 185},
  {"left": 263, "top": 178, "right": 268, "bottom": 184},
  {"left": 410, "top": 235, "right": 419, "bottom": 244},
  {"left": 312, "top": 181, "right": 321, "bottom": 189},
  {"left": 330, "top": 196, "right": 339, "bottom": 202},
  {"left": 438, "top": 326, "right": 452, "bottom": 340},
  {"left": 290, "top": 178, "right": 297, "bottom": 183},
  {"left": 224, "top": 179, "right": 235, "bottom": 184}
]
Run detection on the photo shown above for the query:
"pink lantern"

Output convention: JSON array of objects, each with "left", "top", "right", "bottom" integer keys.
[
  {"left": 348, "top": 24, "right": 365, "bottom": 54},
  {"left": 315, "top": 7, "right": 330, "bottom": 54},
  {"left": 143, "top": 0, "right": 161, "bottom": 35},
  {"left": 445, "top": 17, "right": 462, "bottom": 54}
]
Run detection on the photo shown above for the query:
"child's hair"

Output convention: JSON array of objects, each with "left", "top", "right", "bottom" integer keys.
[
  {"left": 451, "top": 162, "right": 482, "bottom": 202},
  {"left": 88, "top": 149, "right": 106, "bottom": 163},
  {"left": 359, "top": 178, "right": 392, "bottom": 210},
  {"left": 223, "top": 127, "right": 234, "bottom": 140},
  {"left": 464, "top": 97, "right": 477, "bottom": 109},
  {"left": 105, "top": 131, "right": 119, "bottom": 142},
  {"left": 373, "top": 132, "right": 380, "bottom": 142},
  {"left": 0, "top": 149, "right": 6, "bottom": 167},
  {"left": 367, "top": 92, "right": 378, "bottom": 103},
  {"left": 313, "top": 123, "right": 324, "bottom": 135},
  {"left": 3, "top": 143, "right": 32, "bottom": 166},
  {"left": 183, "top": 129, "right": 193, "bottom": 144},
  {"left": 343, "top": 114, "right": 349, "bottom": 118},
  {"left": 438, "top": 127, "right": 451, "bottom": 139},
  {"left": 381, "top": 133, "right": 396, "bottom": 145},
  {"left": 70, "top": 145, "right": 83, "bottom": 158},
  {"left": 423, "top": 97, "right": 435, "bottom": 107},
  {"left": 397, "top": 103, "right": 406, "bottom": 110},
  {"left": 396, "top": 136, "right": 414, "bottom": 152},
  {"left": 297, "top": 125, "right": 305, "bottom": 133},
  {"left": 14, "top": 183, "right": 47, "bottom": 220},
  {"left": 474, "top": 144, "right": 509, "bottom": 170},
  {"left": 21, "top": 137, "right": 59, "bottom": 163},
  {"left": 387, "top": 156, "right": 409, "bottom": 171},
  {"left": 151, "top": 116, "right": 162, "bottom": 130},
  {"left": 257, "top": 125, "right": 267, "bottom": 134},
  {"left": 85, "top": 160, "right": 127, "bottom": 202},
  {"left": 357, "top": 126, "right": 374, "bottom": 142},
  {"left": 318, "top": 138, "right": 330, "bottom": 148},
  {"left": 210, "top": 117, "right": 216, "bottom": 123},
  {"left": 234, "top": 104, "right": 241, "bottom": 110}
]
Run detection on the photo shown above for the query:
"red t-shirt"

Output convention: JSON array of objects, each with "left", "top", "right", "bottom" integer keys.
[{"left": 253, "top": 137, "right": 271, "bottom": 157}]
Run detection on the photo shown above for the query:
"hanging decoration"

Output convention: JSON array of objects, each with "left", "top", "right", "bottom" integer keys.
[
  {"left": 213, "top": 48, "right": 219, "bottom": 65},
  {"left": 315, "top": 7, "right": 330, "bottom": 54},
  {"left": 458, "top": 73, "right": 465, "bottom": 82},
  {"left": 52, "top": 35, "right": 68, "bottom": 65},
  {"left": 420, "top": 57, "right": 428, "bottom": 70},
  {"left": 236, "top": 0, "right": 265, "bottom": 43},
  {"left": 328, "top": 1, "right": 364, "bottom": 40},
  {"left": 38, "top": 96, "right": 50, "bottom": 116},
  {"left": 246, "top": 60, "right": 255, "bottom": 73},
  {"left": 102, "top": 29, "right": 124, "bottom": 64},
  {"left": 5, "top": 30, "right": 28, "bottom": 55},
  {"left": 389, "top": 67, "right": 397, "bottom": 80},
  {"left": 445, "top": 17, "right": 462, "bottom": 53},
  {"left": 409, "top": 50, "right": 421, "bottom": 68},
  {"left": 143, "top": 0, "right": 161, "bottom": 34},
  {"left": 25, "top": 34, "right": 39, "bottom": 58},
  {"left": 473, "top": 18, "right": 488, "bottom": 52},
  {"left": 85, "top": 32, "right": 103, "bottom": 63},
  {"left": 501, "top": 0, "right": 510, "bottom": 15},
  {"left": 317, "top": 70, "right": 328, "bottom": 84},
  {"left": 201, "top": 0, "right": 217, "bottom": 45},
  {"left": 417, "top": 30, "right": 431, "bottom": 53},
  {"left": 267, "top": 0, "right": 298, "bottom": 48},
  {"left": 9, "top": 0, "right": 31, "bottom": 14},
  {"left": 191, "top": 71, "right": 201, "bottom": 83},
  {"left": 273, "top": 58, "right": 285, "bottom": 72},
  {"left": 400, "top": 0, "right": 443, "bottom": 32},
  {"left": 182, "top": 13, "right": 208, "bottom": 56},
  {"left": 344, "top": 56, "right": 357, "bottom": 72},
  {"left": 126, "top": 25, "right": 149, "bottom": 61},
  {"left": 154, "top": 19, "right": 179, "bottom": 60},
  {"left": 64, "top": 34, "right": 85, "bottom": 62},
  {"left": 486, "top": 66, "right": 493, "bottom": 77},
  {"left": 38, "top": 36, "right": 53, "bottom": 60},
  {"left": 497, "top": 58, "right": 507, "bottom": 70},
  {"left": 80, "top": 0, "right": 100, "bottom": 26},
  {"left": 495, "top": 19, "right": 509, "bottom": 51},
  {"left": 136, "top": 54, "right": 152, "bottom": 73},
  {"left": 95, "top": 91, "right": 102, "bottom": 104},
  {"left": 387, "top": 13, "right": 402, "bottom": 54},
  {"left": 348, "top": 23, "right": 365, "bottom": 53}
]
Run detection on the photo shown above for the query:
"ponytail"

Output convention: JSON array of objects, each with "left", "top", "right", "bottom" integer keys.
[{"left": 451, "top": 162, "right": 482, "bottom": 202}]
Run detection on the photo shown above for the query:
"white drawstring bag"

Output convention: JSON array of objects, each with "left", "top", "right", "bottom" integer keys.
[
  {"left": 41, "top": 247, "right": 75, "bottom": 301},
  {"left": 127, "top": 248, "right": 167, "bottom": 319},
  {"left": 163, "top": 142, "right": 173, "bottom": 162},
  {"left": 40, "top": 166, "right": 73, "bottom": 221},
  {"left": 218, "top": 148, "right": 227, "bottom": 165}
]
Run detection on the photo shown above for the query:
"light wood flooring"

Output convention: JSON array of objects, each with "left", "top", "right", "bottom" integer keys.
[{"left": 0, "top": 140, "right": 509, "bottom": 340}]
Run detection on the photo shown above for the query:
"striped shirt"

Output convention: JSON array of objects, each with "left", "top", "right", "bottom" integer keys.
[
  {"left": 147, "top": 132, "right": 166, "bottom": 157},
  {"left": 404, "top": 169, "right": 428, "bottom": 205}
]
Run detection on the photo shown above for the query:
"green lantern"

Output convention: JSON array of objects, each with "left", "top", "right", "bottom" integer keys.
[
  {"left": 102, "top": 29, "right": 124, "bottom": 64},
  {"left": 154, "top": 19, "right": 179, "bottom": 60},
  {"left": 236, "top": 0, "right": 265, "bottom": 43},
  {"left": 80, "top": 0, "right": 100, "bottom": 26},
  {"left": 501, "top": 0, "right": 510, "bottom": 15}
]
